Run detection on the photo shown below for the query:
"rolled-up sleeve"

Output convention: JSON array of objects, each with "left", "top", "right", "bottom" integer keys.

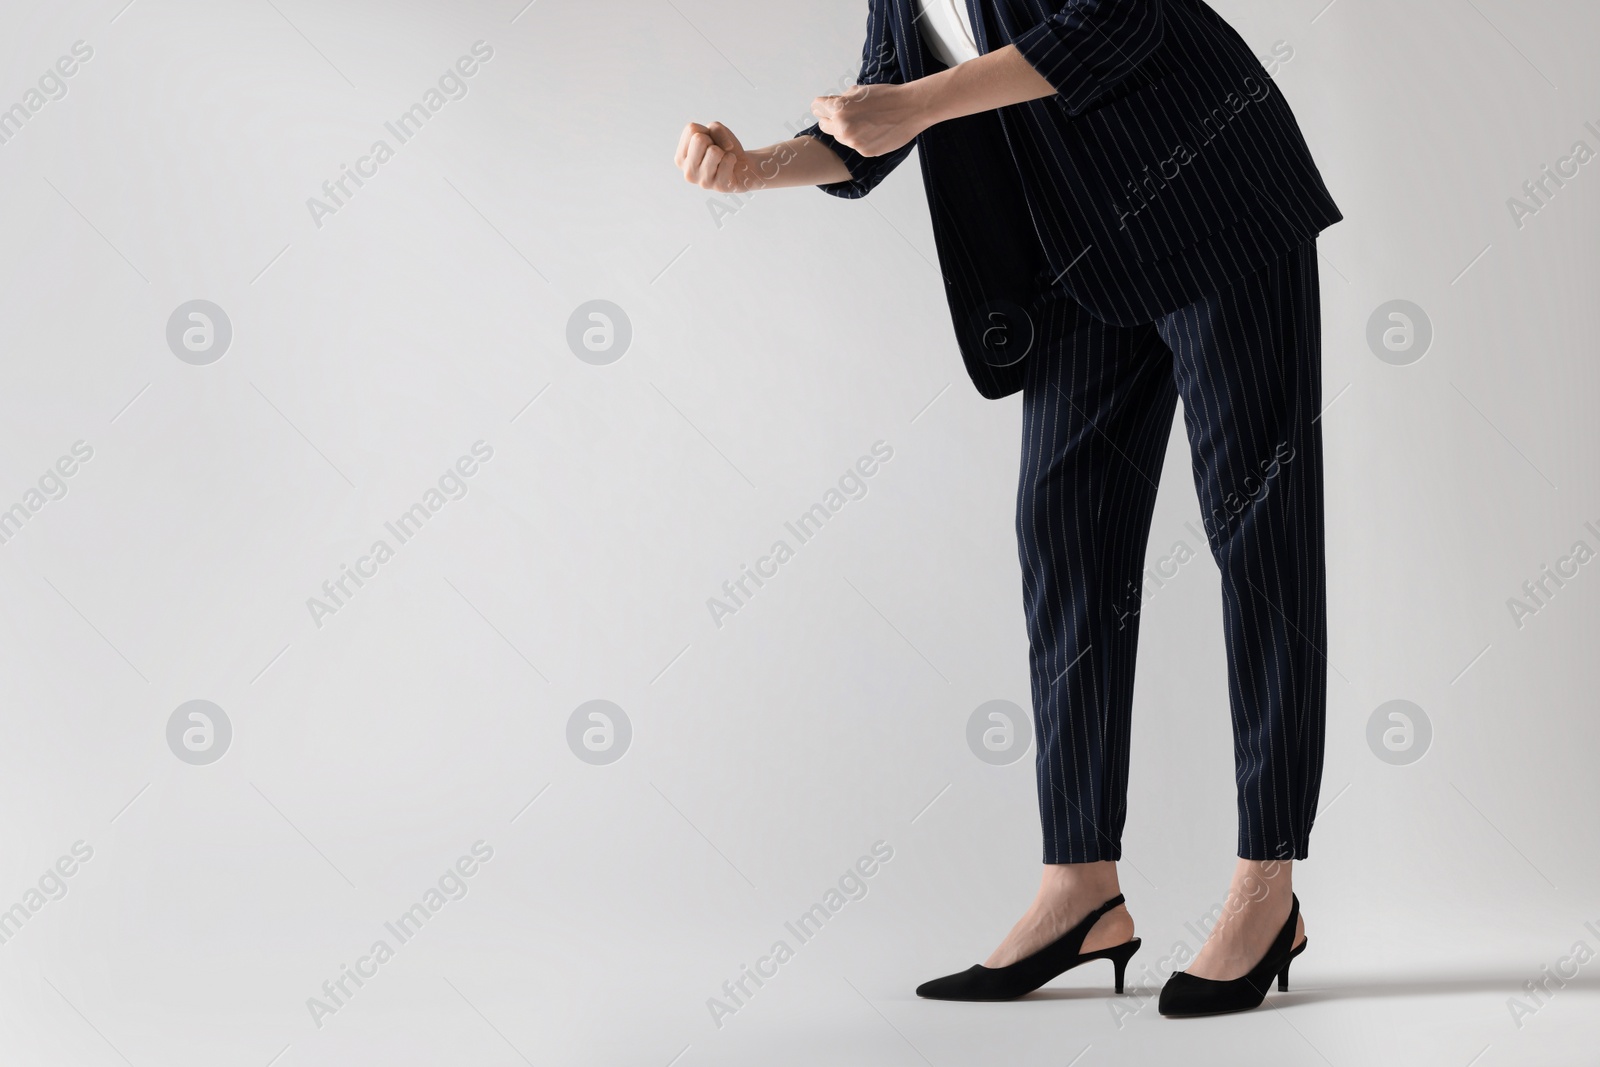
[
  {"left": 1012, "top": 0, "right": 1165, "bottom": 115},
  {"left": 795, "top": 0, "right": 915, "bottom": 199},
  {"left": 796, "top": 123, "right": 917, "bottom": 200}
]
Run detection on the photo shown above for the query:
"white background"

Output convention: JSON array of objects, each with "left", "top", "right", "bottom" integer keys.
[{"left": 0, "top": 0, "right": 1596, "bottom": 1064}]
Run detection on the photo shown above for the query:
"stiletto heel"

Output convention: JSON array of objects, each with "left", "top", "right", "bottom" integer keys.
[
  {"left": 1279, "top": 937, "right": 1307, "bottom": 992},
  {"left": 916, "top": 894, "right": 1140, "bottom": 1001},
  {"left": 1106, "top": 938, "right": 1140, "bottom": 993},
  {"left": 1159, "top": 894, "right": 1306, "bottom": 1017}
]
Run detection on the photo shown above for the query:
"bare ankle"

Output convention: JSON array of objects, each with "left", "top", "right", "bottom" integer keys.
[
  {"left": 1041, "top": 860, "right": 1120, "bottom": 899},
  {"left": 1229, "top": 858, "right": 1292, "bottom": 914}
]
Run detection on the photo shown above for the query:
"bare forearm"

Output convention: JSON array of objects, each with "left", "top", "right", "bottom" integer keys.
[
  {"left": 676, "top": 121, "right": 850, "bottom": 193},
  {"left": 678, "top": 45, "right": 1054, "bottom": 196},
  {"left": 810, "top": 45, "right": 1058, "bottom": 160},
  {"left": 914, "top": 45, "right": 1058, "bottom": 126},
  {"left": 744, "top": 135, "right": 851, "bottom": 190}
]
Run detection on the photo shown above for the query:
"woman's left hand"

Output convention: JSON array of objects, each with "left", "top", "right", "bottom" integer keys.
[{"left": 811, "top": 82, "right": 931, "bottom": 158}]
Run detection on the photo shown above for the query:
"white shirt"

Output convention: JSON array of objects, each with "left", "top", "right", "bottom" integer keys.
[{"left": 916, "top": 0, "right": 981, "bottom": 67}]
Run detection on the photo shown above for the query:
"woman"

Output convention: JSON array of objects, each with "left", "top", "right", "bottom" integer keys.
[{"left": 675, "top": 0, "right": 1339, "bottom": 1017}]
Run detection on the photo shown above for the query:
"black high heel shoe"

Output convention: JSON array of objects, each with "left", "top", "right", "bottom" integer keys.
[
  {"left": 915, "top": 894, "right": 1140, "bottom": 1001},
  {"left": 1158, "top": 892, "right": 1307, "bottom": 1017}
]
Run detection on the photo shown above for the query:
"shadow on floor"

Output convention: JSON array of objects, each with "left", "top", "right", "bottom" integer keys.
[
  {"left": 1012, "top": 970, "right": 1600, "bottom": 1005},
  {"left": 1275, "top": 971, "right": 1600, "bottom": 1005}
]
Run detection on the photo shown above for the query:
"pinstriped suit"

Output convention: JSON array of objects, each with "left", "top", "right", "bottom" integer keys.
[{"left": 799, "top": 0, "right": 1338, "bottom": 861}]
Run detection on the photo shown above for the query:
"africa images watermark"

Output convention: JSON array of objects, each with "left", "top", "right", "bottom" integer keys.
[
  {"left": 306, "top": 40, "right": 495, "bottom": 229},
  {"left": 1112, "top": 521, "right": 1207, "bottom": 631},
  {"left": 0, "top": 39, "right": 94, "bottom": 148},
  {"left": 1506, "top": 118, "right": 1600, "bottom": 231},
  {"left": 1506, "top": 918, "right": 1600, "bottom": 1030},
  {"left": 305, "top": 840, "right": 494, "bottom": 1029},
  {"left": 705, "top": 840, "right": 895, "bottom": 1029},
  {"left": 0, "top": 840, "right": 95, "bottom": 949},
  {"left": 1112, "top": 40, "right": 1294, "bottom": 228},
  {"left": 1505, "top": 517, "right": 1600, "bottom": 630},
  {"left": 1111, "top": 849, "right": 1293, "bottom": 1027},
  {"left": 0, "top": 440, "right": 95, "bottom": 547},
  {"left": 305, "top": 441, "right": 495, "bottom": 629},
  {"left": 706, "top": 440, "right": 894, "bottom": 628},
  {"left": 1200, "top": 440, "right": 1296, "bottom": 544}
]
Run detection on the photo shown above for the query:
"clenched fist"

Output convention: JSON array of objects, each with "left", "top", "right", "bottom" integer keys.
[
  {"left": 675, "top": 121, "right": 762, "bottom": 193},
  {"left": 811, "top": 82, "right": 930, "bottom": 158}
]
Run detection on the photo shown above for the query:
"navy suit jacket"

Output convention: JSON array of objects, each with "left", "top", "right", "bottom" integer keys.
[{"left": 798, "top": 0, "right": 1343, "bottom": 399}]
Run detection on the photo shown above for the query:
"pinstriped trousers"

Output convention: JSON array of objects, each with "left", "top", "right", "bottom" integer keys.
[{"left": 1017, "top": 241, "right": 1327, "bottom": 864}]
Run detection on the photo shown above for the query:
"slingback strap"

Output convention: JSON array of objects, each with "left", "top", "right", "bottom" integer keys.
[
  {"left": 1084, "top": 893, "right": 1127, "bottom": 925},
  {"left": 1055, "top": 892, "right": 1130, "bottom": 961}
]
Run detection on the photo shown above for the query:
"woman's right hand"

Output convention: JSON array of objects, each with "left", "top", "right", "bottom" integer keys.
[{"left": 675, "top": 122, "right": 758, "bottom": 193}]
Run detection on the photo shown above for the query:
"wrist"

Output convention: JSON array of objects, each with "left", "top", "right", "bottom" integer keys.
[
  {"left": 736, "top": 146, "right": 780, "bottom": 192},
  {"left": 912, "top": 69, "right": 956, "bottom": 129}
]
